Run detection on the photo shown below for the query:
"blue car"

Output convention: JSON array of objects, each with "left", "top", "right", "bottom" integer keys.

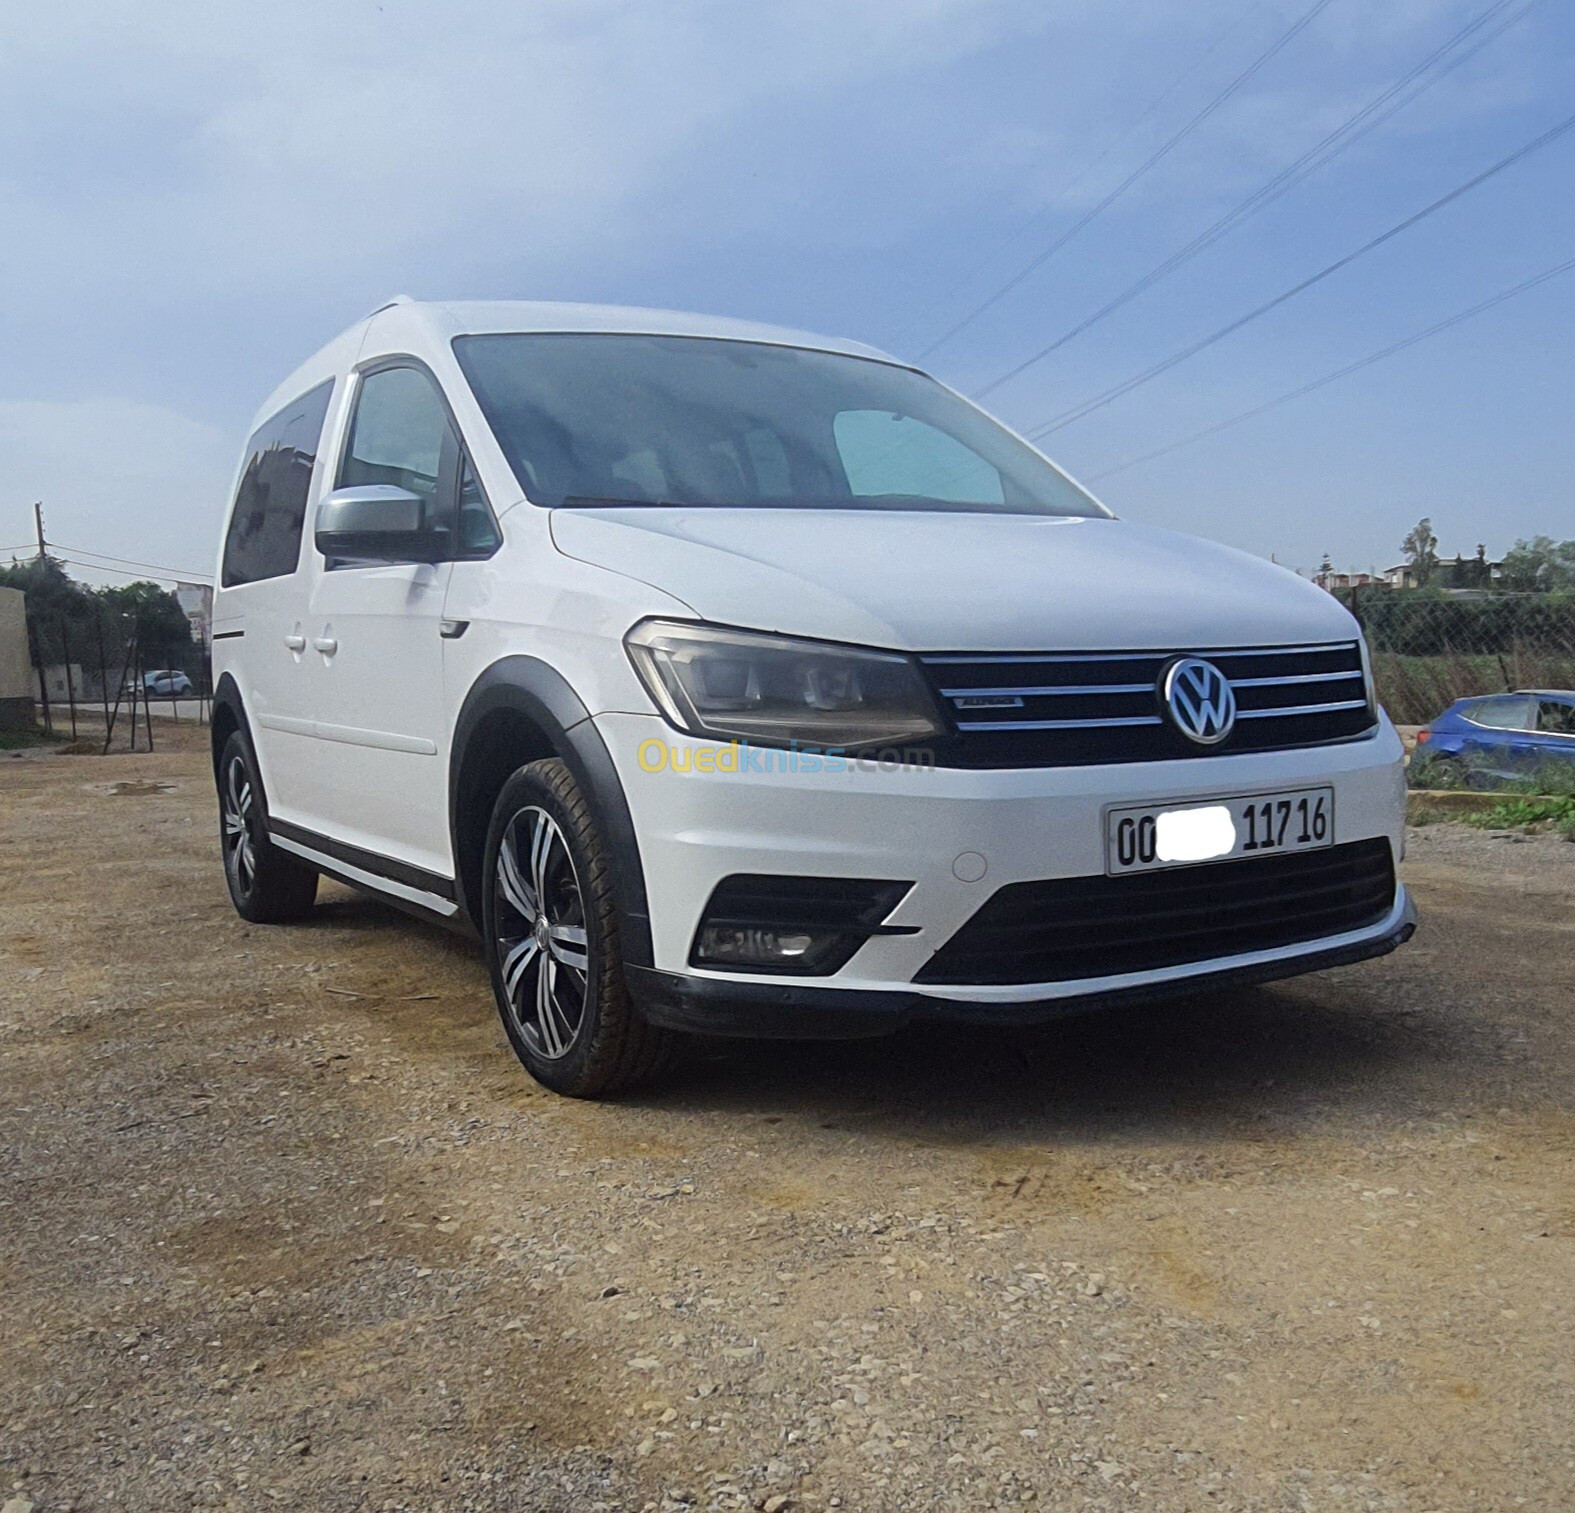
[{"left": 1415, "top": 689, "right": 1575, "bottom": 786}]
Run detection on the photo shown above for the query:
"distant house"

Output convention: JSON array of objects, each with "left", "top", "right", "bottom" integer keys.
[
  {"left": 174, "top": 582, "right": 213, "bottom": 645},
  {"left": 0, "top": 585, "right": 33, "bottom": 731},
  {"left": 1313, "top": 568, "right": 1385, "bottom": 593},
  {"left": 1383, "top": 549, "right": 1502, "bottom": 593}
]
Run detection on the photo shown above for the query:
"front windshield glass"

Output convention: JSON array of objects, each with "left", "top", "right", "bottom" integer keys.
[{"left": 452, "top": 333, "right": 1106, "bottom": 517}]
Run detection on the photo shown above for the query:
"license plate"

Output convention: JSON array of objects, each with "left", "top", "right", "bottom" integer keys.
[{"left": 1105, "top": 787, "right": 1334, "bottom": 876}]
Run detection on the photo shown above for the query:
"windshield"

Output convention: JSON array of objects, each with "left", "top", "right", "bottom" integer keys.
[{"left": 452, "top": 333, "right": 1106, "bottom": 517}]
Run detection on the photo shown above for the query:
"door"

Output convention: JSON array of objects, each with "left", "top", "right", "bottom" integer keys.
[
  {"left": 1460, "top": 694, "right": 1534, "bottom": 781},
  {"left": 1528, "top": 697, "right": 1575, "bottom": 783},
  {"left": 214, "top": 380, "right": 335, "bottom": 804},
  {"left": 290, "top": 363, "right": 462, "bottom": 878}
]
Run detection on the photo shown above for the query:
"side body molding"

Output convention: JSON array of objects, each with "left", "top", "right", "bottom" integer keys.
[{"left": 448, "top": 657, "right": 654, "bottom": 967}]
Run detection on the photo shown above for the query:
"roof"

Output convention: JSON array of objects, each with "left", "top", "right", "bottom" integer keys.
[
  {"left": 252, "top": 298, "right": 907, "bottom": 429},
  {"left": 385, "top": 297, "right": 900, "bottom": 364}
]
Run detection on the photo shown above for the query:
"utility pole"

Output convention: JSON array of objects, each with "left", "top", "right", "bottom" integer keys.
[{"left": 33, "top": 501, "right": 46, "bottom": 561}]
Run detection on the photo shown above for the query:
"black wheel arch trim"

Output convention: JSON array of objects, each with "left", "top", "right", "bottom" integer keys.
[
  {"left": 211, "top": 674, "right": 257, "bottom": 787},
  {"left": 450, "top": 657, "right": 654, "bottom": 967}
]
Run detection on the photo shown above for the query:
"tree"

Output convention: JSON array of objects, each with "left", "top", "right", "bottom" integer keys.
[
  {"left": 1498, "top": 536, "right": 1575, "bottom": 593},
  {"left": 93, "top": 582, "right": 193, "bottom": 658},
  {"left": 0, "top": 556, "right": 193, "bottom": 667},
  {"left": 0, "top": 554, "right": 92, "bottom": 624},
  {"left": 1400, "top": 517, "right": 1438, "bottom": 587}
]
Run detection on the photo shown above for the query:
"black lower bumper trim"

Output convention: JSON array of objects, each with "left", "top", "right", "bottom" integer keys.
[{"left": 627, "top": 914, "right": 1416, "bottom": 1040}]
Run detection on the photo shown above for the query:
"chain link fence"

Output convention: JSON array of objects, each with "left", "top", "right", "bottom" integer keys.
[
  {"left": 24, "top": 603, "right": 210, "bottom": 752},
  {"left": 1338, "top": 589, "right": 1575, "bottom": 725}
]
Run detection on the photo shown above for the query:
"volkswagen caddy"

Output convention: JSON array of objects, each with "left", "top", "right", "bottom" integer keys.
[{"left": 211, "top": 298, "right": 1414, "bottom": 1096}]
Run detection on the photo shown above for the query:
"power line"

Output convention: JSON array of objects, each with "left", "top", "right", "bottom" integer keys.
[
  {"left": 1082, "top": 253, "right": 1575, "bottom": 482},
  {"left": 50, "top": 542, "right": 214, "bottom": 581},
  {"left": 1022, "top": 108, "right": 1575, "bottom": 439},
  {"left": 51, "top": 555, "right": 212, "bottom": 586},
  {"left": 898, "top": 0, "right": 1267, "bottom": 349},
  {"left": 973, "top": 0, "right": 1540, "bottom": 399},
  {"left": 916, "top": 0, "right": 1340, "bottom": 360}
]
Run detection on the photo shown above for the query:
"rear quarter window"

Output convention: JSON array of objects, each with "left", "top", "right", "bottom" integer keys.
[
  {"left": 221, "top": 380, "right": 335, "bottom": 587},
  {"left": 1466, "top": 695, "right": 1533, "bottom": 730}
]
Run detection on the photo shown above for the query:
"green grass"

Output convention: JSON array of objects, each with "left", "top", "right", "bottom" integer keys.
[
  {"left": 0, "top": 726, "right": 67, "bottom": 751},
  {"left": 1406, "top": 751, "right": 1468, "bottom": 790},
  {"left": 1447, "top": 764, "right": 1575, "bottom": 837},
  {"left": 1464, "top": 795, "right": 1575, "bottom": 839}
]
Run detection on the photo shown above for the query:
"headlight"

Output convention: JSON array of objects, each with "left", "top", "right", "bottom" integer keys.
[{"left": 624, "top": 619, "right": 943, "bottom": 748}]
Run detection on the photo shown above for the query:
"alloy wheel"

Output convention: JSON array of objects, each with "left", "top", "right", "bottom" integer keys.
[
  {"left": 222, "top": 754, "right": 257, "bottom": 893},
  {"left": 493, "top": 805, "right": 590, "bottom": 1061}
]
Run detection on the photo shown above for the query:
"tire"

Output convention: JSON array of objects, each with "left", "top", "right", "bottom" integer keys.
[
  {"left": 218, "top": 730, "right": 319, "bottom": 923},
  {"left": 481, "top": 758, "right": 677, "bottom": 1097}
]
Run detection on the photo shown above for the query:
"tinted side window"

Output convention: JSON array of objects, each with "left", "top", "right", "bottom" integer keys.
[
  {"left": 1469, "top": 696, "right": 1532, "bottom": 730},
  {"left": 221, "top": 380, "right": 334, "bottom": 587},
  {"left": 456, "top": 459, "right": 502, "bottom": 554},
  {"left": 1537, "top": 700, "right": 1575, "bottom": 735},
  {"left": 338, "top": 367, "right": 451, "bottom": 511}
]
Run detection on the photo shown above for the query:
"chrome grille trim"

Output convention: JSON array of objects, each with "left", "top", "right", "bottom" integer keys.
[
  {"left": 1236, "top": 699, "right": 1369, "bottom": 720},
  {"left": 1231, "top": 669, "right": 1365, "bottom": 688},
  {"left": 954, "top": 715, "right": 1164, "bottom": 732},
  {"left": 938, "top": 682, "right": 1155, "bottom": 699},
  {"left": 916, "top": 639, "right": 1376, "bottom": 767}
]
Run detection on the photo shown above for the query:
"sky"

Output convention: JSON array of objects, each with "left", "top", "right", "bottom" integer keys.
[{"left": 1, "top": 0, "right": 1571, "bottom": 588}]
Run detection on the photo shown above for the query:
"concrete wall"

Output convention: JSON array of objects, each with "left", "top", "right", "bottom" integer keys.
[{"left": 0, "top": 585, "right": 35, "bottom": 730}]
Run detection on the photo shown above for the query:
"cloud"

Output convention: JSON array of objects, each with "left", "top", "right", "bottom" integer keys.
[
  {"left": 0, "top": 0, "right": 1557, "bottom": 574},
  {"left": 0, "top": 398, "right": 234, "bottom": 579}
]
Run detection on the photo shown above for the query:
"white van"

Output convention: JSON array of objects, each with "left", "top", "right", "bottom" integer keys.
[{"left": 211, "top": 298, "right": 1414, "bottom": 1096}]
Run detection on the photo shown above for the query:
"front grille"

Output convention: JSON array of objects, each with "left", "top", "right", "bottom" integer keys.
[
  {"left": 917, "top": 641, "right": 1374, "bottom": 768},
  {"left": 916, "top": 838, "right": 1396, "bottom": 985}
]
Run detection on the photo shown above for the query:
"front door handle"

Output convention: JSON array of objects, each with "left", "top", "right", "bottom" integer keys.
[
  {"left": 284, "top": 633, "right": 306, "bottom": 652},
  {"left": 312, "top": 635, "right": 339, "bottom": 656}
]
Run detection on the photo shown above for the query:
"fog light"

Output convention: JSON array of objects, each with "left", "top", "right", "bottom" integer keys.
[
  {"left": 695, "top": 926, "right": 830, "bottom": 967},
  {"left": 689, "top": 874, "right": 916, "bottom": 975}
]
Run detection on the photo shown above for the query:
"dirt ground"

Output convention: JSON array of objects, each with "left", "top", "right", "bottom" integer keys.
[{"left": 2, "top": 728, "right": 1572, "bottom": 1513}]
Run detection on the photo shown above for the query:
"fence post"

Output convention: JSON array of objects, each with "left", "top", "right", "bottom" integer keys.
[
  {"left": 141, "top": 640, "right": 156, "bottom": 754},
  {"left": 104, "top": 629, "right": 135, "bottom": 755},
  {"left": 28, "top": 614, "right": 52, "bottom": 736}
]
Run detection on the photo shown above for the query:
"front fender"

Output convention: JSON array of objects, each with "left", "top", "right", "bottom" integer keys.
[{"left": 449, "top": 657, "right": 653, "bottom": 966}]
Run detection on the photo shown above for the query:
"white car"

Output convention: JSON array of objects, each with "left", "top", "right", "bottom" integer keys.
[
  {"left": 145, "top": 669, "right": 194, "bottom": 697},
  {"left": 210, "top": 298, "right": 1414, "bottom": 1097}
]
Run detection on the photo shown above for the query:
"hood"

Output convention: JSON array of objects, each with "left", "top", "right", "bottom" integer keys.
[{"left": 549, "top": 507, "right": 1357, "bottom": 652}]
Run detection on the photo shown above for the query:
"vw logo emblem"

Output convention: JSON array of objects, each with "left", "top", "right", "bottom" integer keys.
[{"left": 1162, "top": 657, "right": 1236, "bottom": 745}]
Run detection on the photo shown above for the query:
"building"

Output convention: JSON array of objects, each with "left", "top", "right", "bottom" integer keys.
[
  {"left": 41, "top": 663, "right": 86, "bottom": 704},
  {"left": 1382, "top": 549, "right": 1502, "bottom": 592},
  {"left": 174, "top": 582, "right": 213, "bottom": 645},
  {"left": 0, "top": 585, "right": 34, "bottom": 731},
  {"left": 1313, "top": 568, "right": 1385, "bottom": 593}
]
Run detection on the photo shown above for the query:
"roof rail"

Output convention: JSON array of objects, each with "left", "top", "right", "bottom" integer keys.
[{"left": 365, "top": 294, "right": 415, "bottom": 317}]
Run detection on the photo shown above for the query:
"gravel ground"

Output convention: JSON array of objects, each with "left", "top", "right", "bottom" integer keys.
[{"left": 2, "top": 731, "right": 1572, "bottom": 1512}]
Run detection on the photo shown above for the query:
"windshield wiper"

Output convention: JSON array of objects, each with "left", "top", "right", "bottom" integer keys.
[{"left": 558, "top": 494, "right": 693, "bottom": 509}]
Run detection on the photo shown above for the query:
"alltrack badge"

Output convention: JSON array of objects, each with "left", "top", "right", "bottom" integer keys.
[{"left": 1162, "top": 657, "right": 1236, "bottom": 745}]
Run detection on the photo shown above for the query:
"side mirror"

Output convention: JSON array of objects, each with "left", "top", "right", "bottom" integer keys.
[{"left": 315, "top": 485, "right": 447, "bottom": 563}]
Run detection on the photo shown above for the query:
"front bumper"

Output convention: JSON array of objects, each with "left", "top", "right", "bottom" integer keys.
[
  {"left": 628, "top": 888, "right": 1416, "bottom": 1038},
  {"left": 596, "top": 711, "right": 1412, "bottom": 1033}
]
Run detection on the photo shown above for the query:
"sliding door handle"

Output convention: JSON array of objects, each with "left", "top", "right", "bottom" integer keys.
[{"left": 312, "top": 635, "right": 339, "bottom": 656}]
